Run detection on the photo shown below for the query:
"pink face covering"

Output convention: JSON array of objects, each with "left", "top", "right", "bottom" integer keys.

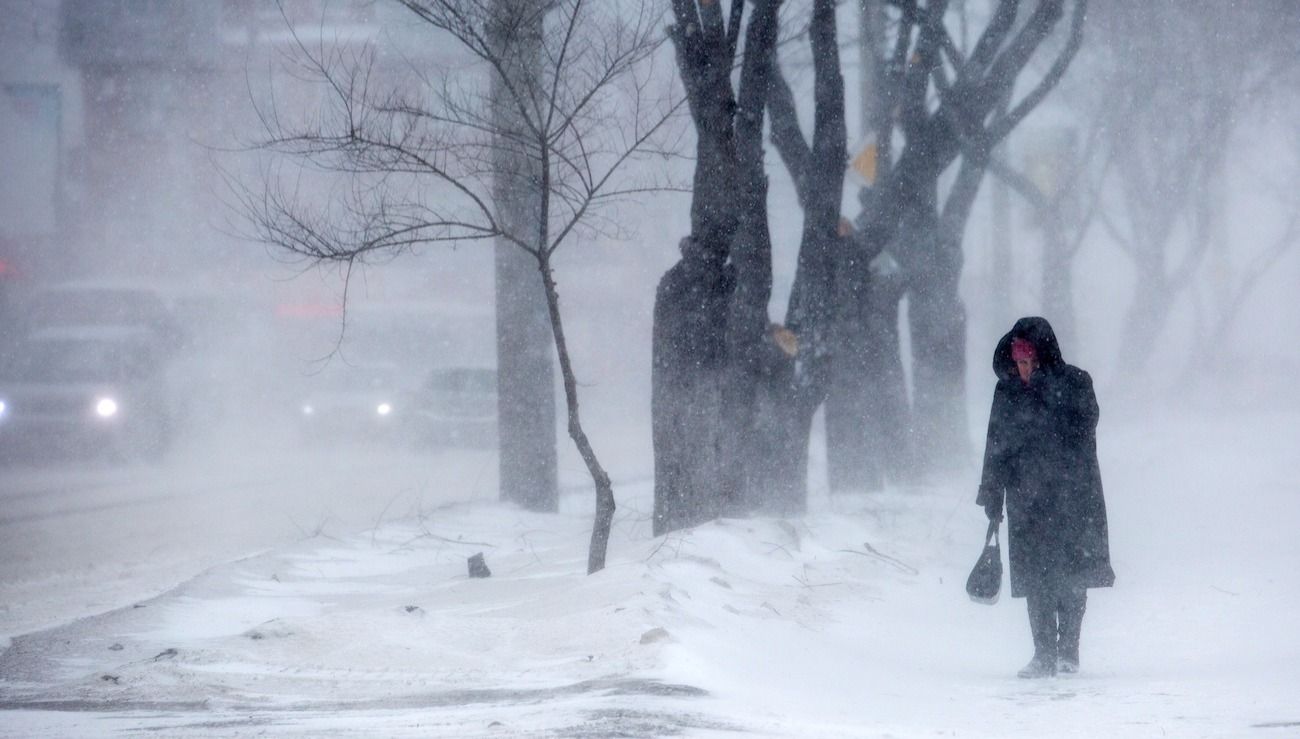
[{"left": 1011, "top": 337, "right": 1037, "bottom": 362}]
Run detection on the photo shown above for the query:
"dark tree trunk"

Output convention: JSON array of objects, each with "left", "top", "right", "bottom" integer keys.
[
  {"left": 905, "top": 222, "right": 970, "bottom": 470},
  {"left": 738, "top": 0, "right": 846, "bottom": 513},
  {"left": 652, "top": 249, "right": 734, "bottom": 535},
  {"left": 654, "top": 0, "right": 782, "bottom": 535},
  {"left": 653, "top": 3, "right": 737, "bottom": 536},
  {"left": 719, "top": 0, "right": 781, "bottom": 515},
  {"left": 850, "top": 129, "right": 960, "bottom": 479},
  {"left": 907, "top": 154, "right": 990, "bottom": 472},
  {"left": 1041, "top": 210, "right": 1076, "bottom": 346},
  {"left": 494, "top": 245, "right": 559, "bottom": 512},
  {"left": 855, "top": 0, "right": 1082, "bottom": 479},
  {"left": 830, "top": 215, "right": 912, "bottom": 489},
  {"left": 829, "top": 0, "right": 908, "bottom": 492},
  {"left": 656, "top": 0, "right": 1081, "bottom": 524},
  {"left": 490, "top": 0, "right": 557, "bottom": 512},
  {"left": 825, "top": 290, "right": 879, "bottom": 490},
  {"left": 860, "top": 265, "right": 912, "bottom": 481}
]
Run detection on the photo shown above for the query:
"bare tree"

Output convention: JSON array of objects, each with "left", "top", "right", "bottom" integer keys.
[
  {"left": 755, "top": 0, "right": 848, "bottom": 510},
  {"left": 809, "top": 0, "right": 913, "bottom": 493},
  {"left": 1085, "top": 0, "right": 1300, "bottom": 380},
  {"left": 845, "top": 0, "right": 1086, "bottom": 477},
  {"left": 983, "top": 115, "right": 1114, "bottom": 347},
  {"left": 235, "top": 0, "right": 681, "bottom": 573},
  {"left": 653, "top": 0, "right": 782, "bottom": 534},
  {"left": 1188, "top": 198, "right": 1298, "bottom": 381},
  {"left": 652, "top": 0, "right": 1082, "bottom": 530},
  {"left": 1183, "top": 95, "right": 1300, "bottom": 385}
]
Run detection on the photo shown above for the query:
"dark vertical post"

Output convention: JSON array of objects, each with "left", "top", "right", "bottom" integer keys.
[{"left": 489, "top": 0, "right": 558, "bottom": 512}]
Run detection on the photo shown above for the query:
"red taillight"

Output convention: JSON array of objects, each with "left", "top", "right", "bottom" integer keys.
[{"left": 275, "top": 302, "right": 344, "bottom": 318}]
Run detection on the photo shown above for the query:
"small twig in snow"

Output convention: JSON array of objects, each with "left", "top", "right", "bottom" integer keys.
[
  {"left": 840, "top": 542, "right": 920, "bottom": 576},
  {"left": 762, "top": 541, "right": 795, "bottom": 559}
]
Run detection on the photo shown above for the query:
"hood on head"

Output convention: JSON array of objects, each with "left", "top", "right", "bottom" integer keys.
[{"left": 992, "top": 316, "right": 1064, "bottom": 379}]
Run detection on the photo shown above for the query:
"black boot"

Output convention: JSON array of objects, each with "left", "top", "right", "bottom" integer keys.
[
  {"left": 1056, "top": 587, "right": 1087, "bottom": 674},
  {"left": 1020, "top": 592, "right": 1058, "bottom": 678}
]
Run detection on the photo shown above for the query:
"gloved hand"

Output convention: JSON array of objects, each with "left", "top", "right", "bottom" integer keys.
[
  {"left": 1028, "top": 367, "right": 1067, "bottom": 406},
  {"left": 984, "top": 501, "right": 1004, "bottom": 523}
]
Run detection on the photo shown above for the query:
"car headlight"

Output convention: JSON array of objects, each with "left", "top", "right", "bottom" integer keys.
[
  {"left": 0, "top": 399, "right": 7, "bottom": 420},
  {"left": 95, "top": 397, "right": 119, "bottom": 419},
  {"left": 301, "top": 404, "right": 315, "bottom": 416},
  {"left": 376, "top": 402, "right": 393, "bottom": 416}
]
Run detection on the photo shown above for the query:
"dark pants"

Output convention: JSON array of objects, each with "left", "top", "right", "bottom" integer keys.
[{"left": 1026, "top": 581, "right": 1087, "bottom": 662}]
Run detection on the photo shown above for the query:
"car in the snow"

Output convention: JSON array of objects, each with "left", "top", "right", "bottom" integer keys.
[
  {"left": 403, "top": 366, "right": 498, "bottom": 448},
  {"left": 0, "top": 326, "right": 177, "bottom": 462},
  {"left": 295, "top": 361, "right": 412, "bottom": 445},
  {"left": 5, "top": 280, "right": 264, "bottom": 444}
]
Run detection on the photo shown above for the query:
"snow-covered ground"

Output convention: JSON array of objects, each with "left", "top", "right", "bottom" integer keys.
[
  {"left": 1, "top": 404, "right": 1298, "bottom": 737},
  {"left": 0, "top": 441, "right": 503, "bottom": 641}
]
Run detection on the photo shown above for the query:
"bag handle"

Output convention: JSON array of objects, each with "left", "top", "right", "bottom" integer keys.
[{"left": 985, "top": 519, "right": 1000, "bottom": 548}]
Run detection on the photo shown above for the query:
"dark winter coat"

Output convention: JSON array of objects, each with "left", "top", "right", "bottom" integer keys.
[{"left": 977, "top": 317, "right": 1116, "bottom": 598}]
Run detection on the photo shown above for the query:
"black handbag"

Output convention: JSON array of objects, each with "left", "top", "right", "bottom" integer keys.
[{"left": 965, "top": 519, "right": 1003, "bottom": 605}]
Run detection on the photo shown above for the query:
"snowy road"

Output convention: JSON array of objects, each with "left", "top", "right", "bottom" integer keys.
[{"left": 0, "top": 440, "right": 499, "bottom": 640}]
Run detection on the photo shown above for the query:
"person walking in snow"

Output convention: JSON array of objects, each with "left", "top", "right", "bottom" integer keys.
[{"left": 977, "top": 316, "right": 1115, "bottom": 678}]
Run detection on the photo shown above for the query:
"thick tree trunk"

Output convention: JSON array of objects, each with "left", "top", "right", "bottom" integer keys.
[
  {"left": 651, "top": 68, "right": 743, "bottom": 532},
  {"left": 1041, "top": 210, "right": 1076, "bottom": 346},
  {"left": 911, "top": 151, "right": 996, "bottom": 473},
  {"left": 719, "top": 175, "right": 775, "bottom": 516},
  {"left": 654, "top": 0, "right": 781, "bottom": 535},
  {"left": 490, "top": 0, "right": 557, "bottom": 512},
  {"left": 907, "top": 254, "right": 970, "bottom": 470},
  {"left": 862, "top": 269, "right": 912, "bottom": 480},
  {"left": 899, "top": 196, "right": 970, "bottom": 473},
  {"left": 747, "top": 360, "right": 815, "bottom": 516},
  {"left": 494, "top": 245, "right": 559, "bottom": 512},
  {"left": 720, "top": 0, "right": 783, "bottom": 516},
  {"left": 827, "top": 0, "right": 900, "bottom": 492},
  {"left": 651, "top": 248, "right": 733, "bottom": 535},
  {"left": 863, "top": 0, "right": 1080, "bottom": 479},
  {"left": 825, "top": 300, "right": 877, "bottom": 490},
  {"left": 839, "top": 220, "right": 922, "bottom": 489},
  {"left": 850, "top": 136, "right": 964, "bottom": 480},
  {"left": 734, "top": 0, "right": 844, "bottom": 512}
]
